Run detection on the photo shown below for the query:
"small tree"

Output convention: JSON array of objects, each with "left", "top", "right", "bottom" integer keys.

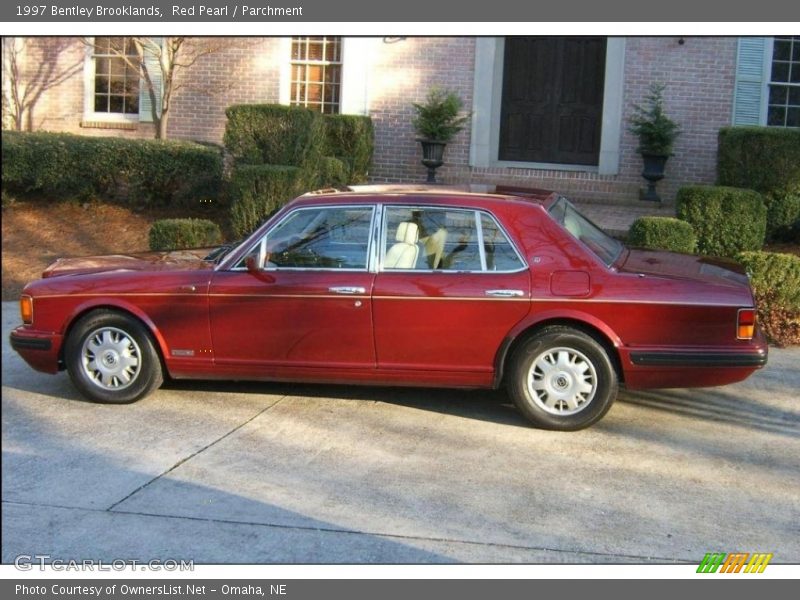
[
  {"left": 412, "top": 88, "right": 471, "bottom": 142},
  {"left": 628, "top": 83, "right": 681, "bottom": 156},
  {"left": 85, "top": 36, "right": 241, "bottom": 140}
]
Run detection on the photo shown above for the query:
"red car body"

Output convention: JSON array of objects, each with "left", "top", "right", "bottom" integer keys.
[{"left": 10, "top": 188, "right": 768, "bottom": 429}]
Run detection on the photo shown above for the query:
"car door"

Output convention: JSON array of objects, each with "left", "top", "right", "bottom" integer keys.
[
  {"left": 372, "top": 206, "right": 531, "bottom": 381},
  {"left": 209, "top": 204, "right": 377, "bottom": 373}
]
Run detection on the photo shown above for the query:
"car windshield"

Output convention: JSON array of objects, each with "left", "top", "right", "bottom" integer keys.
[{"left": 548, "top": 196, "right": 624, "bottom": 267}]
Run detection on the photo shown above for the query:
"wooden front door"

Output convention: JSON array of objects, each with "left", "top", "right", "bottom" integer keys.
[{"left": 499, "top": 37, "right": 607, "bottom": 166}]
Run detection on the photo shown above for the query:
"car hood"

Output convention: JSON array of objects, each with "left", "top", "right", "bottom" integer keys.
[
  {"left": 618, "top": 249, "right": 749, "bottom": 287},
  {"left": 41, "top": 249, "right": 215, "bottom": 279}
]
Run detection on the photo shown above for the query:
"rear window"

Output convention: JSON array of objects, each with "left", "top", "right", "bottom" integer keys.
[{"left": 548, "top": 197, "right": 623, "bottom": 267}]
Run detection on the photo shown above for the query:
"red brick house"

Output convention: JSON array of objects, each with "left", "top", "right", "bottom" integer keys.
[{"left": 2, "top": 36, "right": 797, "bottom": 203}]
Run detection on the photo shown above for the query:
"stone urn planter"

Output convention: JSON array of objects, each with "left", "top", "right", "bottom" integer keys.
[
  {"left": 418, "top": 139, "right": 447, "bottom": 183},
  {"left": 640, "top": 153, "right": 669, "bottom": 202},
  {"left": 412, "top": 88, "right": 470, "bottom": 184}
]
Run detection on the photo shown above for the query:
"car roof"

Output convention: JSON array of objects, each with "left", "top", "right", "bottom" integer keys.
[{"left": 297, "top": 184, "right": 560, "bottom": 210}]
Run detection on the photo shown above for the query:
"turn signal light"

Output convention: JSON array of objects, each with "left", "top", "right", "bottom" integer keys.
[
  {"left": 737, "top": 308, "right": 756, "bottom": 340},
  {"left": 20, "top": 295, "right": 33, "bottom": 325}
]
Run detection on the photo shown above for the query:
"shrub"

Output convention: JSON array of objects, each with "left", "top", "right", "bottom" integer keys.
[
  {"left": 223, "top": 104, "right": 326, "bottom": 167},
  {"left": 314, "top": 156, "right": 349, "bottom": 189},
  {"left": 323, "top": 114, "right": 374, "bottom": 183},
  {"left": 228, "top": 164, "right": 306, "bottom": 237},
  {"left": 718, "top": 127, "right": 800, "bottom": 193},
  {"left": 736, "top": 251, "right": 800, "bottom": 346},
  {"left": 1, "top": 131, "right": 222, "bottom": 207},
  {"left": 148, "top": 219, "right": 222, "bottom": 251},
  {"left": 627, "top": 217, "right": 697, "bottom": 253},
  {"left": 764, "top": 188, "right": 800, "bottom": 243},
  {"left": 628, "top": 83, "right": 681, "bottom": 156},
  {"left": 676, "top": 186, "right": 766, "bottom": 257}
]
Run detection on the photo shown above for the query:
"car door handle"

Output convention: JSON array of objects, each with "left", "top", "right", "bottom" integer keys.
[
  {"left": 328, "top": 286, "right": 366, "bottom": 295},
  {"left": 485, "top": 289, "right": 525, "bottom": 298}
]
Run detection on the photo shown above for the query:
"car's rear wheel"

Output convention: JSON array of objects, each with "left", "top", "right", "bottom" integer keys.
[
  {"left": 65, "top": 310, "right": 163, "bottom": 404},
  {"left": 507, "top": 326, "right": 617, "bottom": 431}
]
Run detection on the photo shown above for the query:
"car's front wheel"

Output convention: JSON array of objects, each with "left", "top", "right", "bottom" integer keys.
[
  {"left": 507, "top": 326, "right": 618, "bottom": 431},
  {"left": 65, "top": 310, "right": 163, "bottom": 404}
]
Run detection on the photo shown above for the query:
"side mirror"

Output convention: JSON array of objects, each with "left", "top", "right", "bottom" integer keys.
[{"left": 244, "top": 254, "right": 275, "bottom": 283}]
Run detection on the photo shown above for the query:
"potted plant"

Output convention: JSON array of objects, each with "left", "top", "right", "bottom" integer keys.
[
  {"left": 412, "top": 88, "right": 470, "bottom": 183},
  {"left": 629, "top": 83, "right": 681, "bottom": 202}
]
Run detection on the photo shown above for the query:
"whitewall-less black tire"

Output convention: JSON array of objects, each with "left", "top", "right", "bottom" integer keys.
[
  {"left": 507, "top": 326, "right": 618, "bottom": 431},
  {"left": 65, "top": 310, "right": 163, "bottom": 404}
]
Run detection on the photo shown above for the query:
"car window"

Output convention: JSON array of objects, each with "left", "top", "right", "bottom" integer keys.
[
  {"left": 480, "top": 214, "right": 525, "bottom": 271},
  {"left": 548, "top": 196, "right": 623, "bottom": 267},
  {"left": 382, "top": 207, "right": 523, "bottom": 272},
  {"left": 238, "top": 206, "right": 374, "bottom": 270}
]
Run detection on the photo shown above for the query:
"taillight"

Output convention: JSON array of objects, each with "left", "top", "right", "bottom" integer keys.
[
  {"left": 20, "top": 295, "right": 33, "bottom": 325},
  {"left": 737, "top": 308, "right": 756, "bottom": 340}
]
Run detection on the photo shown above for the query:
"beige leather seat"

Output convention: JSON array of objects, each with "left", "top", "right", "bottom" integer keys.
[
  {"left": 384, "top": 222, "right": 419, "bottom": 269},
  {"left": 421, "top": 227, "right": 448, "bottom": 269}
]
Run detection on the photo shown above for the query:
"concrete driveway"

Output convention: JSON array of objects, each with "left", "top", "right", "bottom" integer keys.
[{"left": 2, "top": 301, "right": 798, "bottom": 564}]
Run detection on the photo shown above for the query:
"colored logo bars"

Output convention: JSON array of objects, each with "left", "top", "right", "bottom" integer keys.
[{"left": 697, "top": 552, "right": 773, "bottom": 573}]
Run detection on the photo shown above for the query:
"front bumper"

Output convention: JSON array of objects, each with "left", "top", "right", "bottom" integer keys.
[{"left": 9, "top": 327, "right": 63, "bottom": 374}]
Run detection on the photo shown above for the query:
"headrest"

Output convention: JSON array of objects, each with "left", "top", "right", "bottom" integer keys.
[{"left": 395, "top": 222, "right": 419, "bottom": 244}]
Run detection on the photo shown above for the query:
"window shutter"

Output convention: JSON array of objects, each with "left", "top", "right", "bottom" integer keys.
[
  {"left": 732, "top": 37, "right": 769, "bottom": 125},
  {"left": 139, "top": 37, "right": 163, "bottom": 122}
]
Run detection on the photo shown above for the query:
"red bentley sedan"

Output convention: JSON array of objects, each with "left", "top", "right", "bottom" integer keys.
[{"left": 10, "top": 187, "right": 768, "bottom": 430}]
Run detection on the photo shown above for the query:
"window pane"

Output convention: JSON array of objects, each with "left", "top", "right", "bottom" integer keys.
[
  {"left": 324, "top": 66, "right": 341, "bottom": 84},
  {"left": 789, "top": 86, "right": 800, "bottom": 105},
  {"left": 769, "top": 85, "right": 787, "bottom": 105},
  {"left": 772, "top": 62, "right": 790, "bottom": 82},
  {"left": 791, "top": 64, "right": 800, "bottom": 84},
  {"left": 307, "top": 41, "right": 323, "bottom": 61},
  {"left": 125, "top": 95, "right": 139, "bottom": 114},
  {"left": 306, "top": 83, "right": 323, "bottom": 103},
  {"left": 384, "top": 207, "right": 483, "bottom": 271},
  {"left": 94, "top": 95, "right": 108, "bottom": 112},
  {"left": 793, "top": 39, "right": 800, "bottom": 61},
  {"left": 481, "top": 214, "right": 524, "bottom": 271},
  {"left": 787, "top": 107, "right": 800, "bottom": 128},
  {"left": 95, "top": 75, "right": 109, "bottom": 94},
  {"left": 109, "top": 95, "right": 124, "bottom": 113},
  {"left": 767, "top": 105, "right": 786, "bottom": 126},
  {"left": 773, "top": 40, "right": 791, "bottom": 61},
  {"left": 325, "top": 40, "right": 341, "bottom": 62},
  {"left": 95, "top": 57, "right": 109, "bottom": 75},
  {"left": 264, "top": 207, "right": 373, "bottom": 269}
]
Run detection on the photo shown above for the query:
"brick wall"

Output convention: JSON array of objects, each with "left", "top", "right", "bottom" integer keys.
[{"left": 6, "top": 36, "right": 737, "bottom": 205}]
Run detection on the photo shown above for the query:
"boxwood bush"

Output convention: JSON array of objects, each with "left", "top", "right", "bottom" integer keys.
[
  {"left": 736, "top": 251, "right": 800, "bottom": 346},
  {"left": 676, "top": 186, "right": 766, "bottom": 257},
  {"left": 323, "top": 114, "right": 374, "bottom": 183},
  {"left": 223, "top": 104, "right": 326, "bottom": 167},
  {"left": 627, "top": 217, "right": 697, "bottom": 253},
  {"left": 148, "top": 219, "right": 223, "bottom": 251},
  {"left": 764, "top": 188, "right": 800, "bottom": 242},
  {"left": 718, "top": 127, "right": 800, "bottom": 194},
  {"left": 1, "top": 131, "right": 222, "bottom": 207},
  {"left": 228, "top": 164, "right": 307, "bottom": 237},
  {"left": 315, "top": 156, "right": 349, "bottom": 189}
]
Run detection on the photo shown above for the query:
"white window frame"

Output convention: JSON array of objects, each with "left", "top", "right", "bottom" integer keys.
[
  {"left": 82, "top": 36, "right": 141, "bottom": 124},
  {"left": 470, "top": 37, "right": 626, "bottom": 176},
  {"left": 279, "top": 37, "right": 370, "bottom": 116},
  {"left": 766, "top": 36, "right": 800, "bottom": 128}
]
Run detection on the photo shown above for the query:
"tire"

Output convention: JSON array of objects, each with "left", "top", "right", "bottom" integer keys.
[
  {"left": 65, "top": 310, "right": 163, "bottom": 404},
  {"left": 507, "top": 326, "right": 618, "bottom": 431}
]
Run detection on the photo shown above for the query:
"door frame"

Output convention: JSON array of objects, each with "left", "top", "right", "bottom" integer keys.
[{"left": 470, "top": 37, "right": 626, "bottom": 175}]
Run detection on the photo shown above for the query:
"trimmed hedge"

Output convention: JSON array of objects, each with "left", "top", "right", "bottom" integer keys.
[
  {"left": 718, "top": 127, "right": 800, "bottom": 193},
  {"left": 315, "top": 156, "right": 349, "bottom": 189},
  {"left": 323, "top": 114, "right": 374, "bottom": 183},
  {"left": 764, "top": 189, "right": 800, "bottom": 243},
  {"left": 223, "top": 104, "right": 326, "bottom": 167},
  {"left": 228, "top": 164, "right": 306, "bottom": 237},
  {"left": 627, "top": 217, "right": 697, "bottom": 253},
  {"left": 736, "top": 251, "right": 800, "bottom": 346},
  {"left": 676, "top": 186, "right": 766, "bottom": 257},
  {"left": 2, "top": 131, "right": 222, "bottom": 207},
  {"left": 148, "top": 219, "right": 223, "bottom": 251}
]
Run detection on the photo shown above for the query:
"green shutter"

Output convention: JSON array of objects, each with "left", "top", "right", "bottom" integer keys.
[
  {"left": 732, "top": 37, "right": 769, "bottom": 125},
  {"left": 139, "top": 37, "right": 163, "bottom": 122}
]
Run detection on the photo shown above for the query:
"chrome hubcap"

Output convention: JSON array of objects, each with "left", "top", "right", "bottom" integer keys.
[
  {"left": 527, "top": 347, "right": 597, "bottom": 415},
  {"left": 80, "top": 327, "right": 141, "bottom": 390}
]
